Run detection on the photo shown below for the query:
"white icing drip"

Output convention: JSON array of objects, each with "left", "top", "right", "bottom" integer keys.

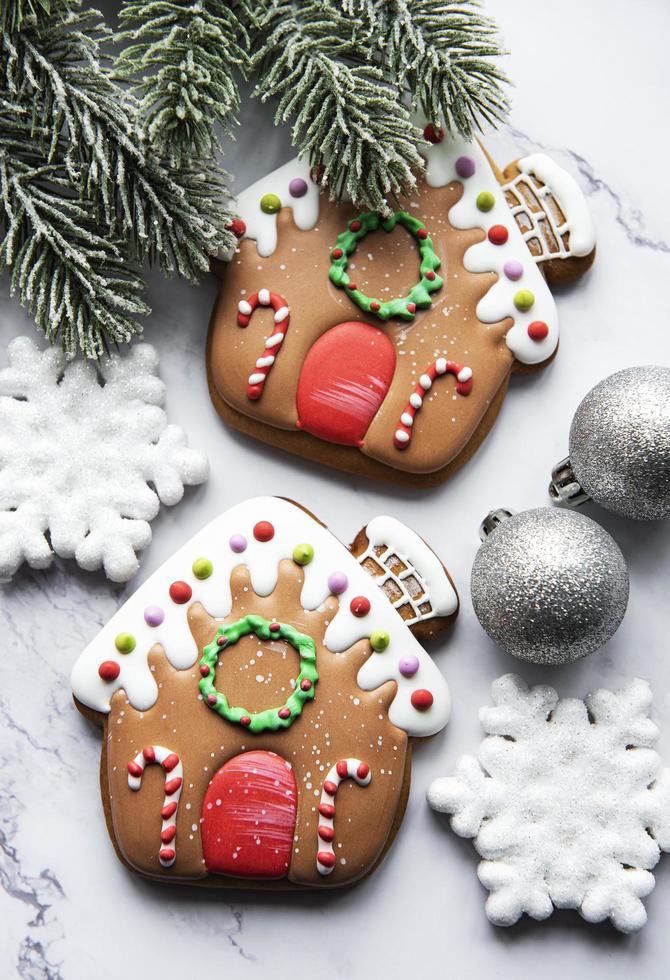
[
  {"left": 70, "top": 497, "right": 451, "bottom": 738},
  {"left": 518, "top": 154, "right": 596, "bottom": 257},
  {"left": 420, "top": 136, "right": 560, "bottom": 366},
  {"left": 234, "top": 159, "right": 321, "bottom": 258}
]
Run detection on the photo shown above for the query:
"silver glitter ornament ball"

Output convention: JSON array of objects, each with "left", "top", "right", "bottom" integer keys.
[
  {"left": 569, "top": 366, "right": 670, "bottom": 520},
  {"left": 471, "top": 508, "right": 629, "bottom": 665}
]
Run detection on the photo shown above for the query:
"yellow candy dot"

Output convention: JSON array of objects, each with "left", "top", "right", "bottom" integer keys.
[
  {"left": 115, "top": 633, "right": 136, "bottom": 654},
  {"left": 292, "top": 543, "right": 314, "bottom": 566},
  {"left": 192, "top": 557, "right": 213, "bottom": 580},
  {"left": 514, "top": 289, "right": 535, "bottom": 312},
  {"left": 476, "top": 191, "right": 495, "bottom": 212},
  {"left": 260, "top": 193, "right": 282, "bottom": 214},
  {"left": 370, "top": 630, "right": 390, "bottom": 652}
]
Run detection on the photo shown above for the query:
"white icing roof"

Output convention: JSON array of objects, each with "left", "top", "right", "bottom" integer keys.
[{"left": 70, "top": 497, "right": 452, "bottom": 737}]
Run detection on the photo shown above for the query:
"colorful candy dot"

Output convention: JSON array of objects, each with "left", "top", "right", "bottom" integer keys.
[
  {"left": 416, "top": 228, "right": 428, "bottom": 240},
  {"left": 269, "top": 622, "right": 281, "bottom": 633},
  {"left": 407, "top": 302, "right": 416, "bottom": 314},
  {"left": 169, "top": 581, "right": 192, "bottom": 604},
  {"left": 476, "top": 191, "right": 495, "bottom": 212},
  {"left": 398, "top": 654, "right": 420, "bottom": 677},
  {"left": 327, "top": 571, "right": 348, "bottom": 595},
  {"left": 278, "top": 707, "right": 291, "bottom": 719},
  {"left": 331, "top": 248, "right": 343, "bottom": 260},
  {"left": 425, "top": 270, "right": 436, "bottom": 281},
  {"left": 370, "top": 630, "right": 390, "bottom": 652},
  {"left": 288, "top": 177, "right": 308, "bottom": 198},
  {"left": 227, "top": 218, "right": 246, "bottom": 239},
  {"left": 115, "top": 633, "right": 136, "bottom": 654},
  {"left": 192, "top": 557, "right": 213, "bottom": 580},
  {"left": 350, "top": 596, "right": 371, "bottom": 617},
  {"left": 260, "top": 193, "right": 281, "bottom": 214},
  {"left": 350, "top": 220, "right": 362, "bottom": 232},
  {"left": 207, "top": 693, "right": 218, "bottom": 706},
  {"left": 370, "top": 301, "right": 380, "bottom": 312},
  {"left": 98, "top": 660, "right": 120, "bottom": 681},
  {"left": 144, "top": 605, "right": 165, "bottom": 628},
  {"left": 300, "top": 678, "right": 312, "bottom": 692},
  {"left": 503, "top": 260, "right": 524, "bottom": 281},
  {"left": 293, "top": 543, "right": 315, "bottom": 566},
  {"left": 229, "top": 534, "right": 247, "bottom": 553},
  {"left": 487, "top": 224, "right": 509, "bottom": 245},
  {"left": 253, "top": 521, "right": 275, "bottom": 542},
  {"left": 240, "top": 715, "right": 251, "bottom": 727},
  {"left": 423, "top": 123, "right": 443, "bottom": 144},
  {"left": 514, "top": 289, "right": 535, "bottom": 312},
  {"left": 411, "top": 689, "right": 434, "bottom": 711},
  {"left": 527, "top": 320, "right": 549, "bottom": 341},
  {"left": 200, "top": 664, "right": 210, "bottom": 677},
  {"left": 455, "top": 155, "right": 476, "bottom": 179}
]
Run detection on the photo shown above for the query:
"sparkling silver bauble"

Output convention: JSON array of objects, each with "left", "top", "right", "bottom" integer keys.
[
  {"left": 471, "top": 508, "right": 629, "bottom": 665},
  {"left": 551, "top": 366, "right": 670, "bottom": 520}
]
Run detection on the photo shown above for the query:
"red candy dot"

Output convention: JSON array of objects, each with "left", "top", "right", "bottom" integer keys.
[
  {"left": 240, "top": 715, "right": 251, "bottom": 727},
  {"left": 162, "top": 753, "right": 180, "bottom": 772},
  {"left": 350, "top": 595, "right": 371, "bottom": 617},
  {"left": 423, "top": 123, "right": 444, "bottom": 144},
  {"left": 527, "top": 320, "right": 550, "bottom": 341},
  {"left": 98, "top": 661, "right": 120, "bottom": 681},
  {"left": 269, "top": 622, "right": 281, "bottom": 633},
  {"left": 207, "top": 694, "right": 218, "bottom": 705},
  {"left": 159, "top": 847, "right": 175, "bottom": 863},
  {"left": 407, "top": 302, "right": 416, "bottom": 314},
  {"left": 278, "top": 707, "right": 291, "bottom": 720},
  {"left": 487, "top": 224, "right": 509, "bottom": 245},
  {"left": 161, "top": 802, "right": 178, "bottom": 819},
  {"left": 164, "top": 777, "right": 182, "bottom": 796},
  {"left": 169, "top": 580, "right": 192, "bottom": 604},
  {"left": 370, "top": 301, "right": 380, "bottom": 312},
  {"left": 227, "top": 218, "right": 246, "bottom": 239},
  {"left": 217, "top": 635, "right": 228, "bottom": 647},
  {"left": 318, "top": 850, "right": 336, "bottom": 868},
  {"left": 416, "top": 228, "right": 428, "bottom": 240},
  {"left": 161, "top": 826, "right": 177, "bottom": 844},
  {"left": 331, "top": 248, "right": 343, "bottom": 260},
  {"left": 347, "top": 282, "right": 357, "bottom": 290},
  {"left": 127, "top": 760, "right": 142, "bottom": 778},
  {"left": 357, "top": 762, "right": 370, "bottom": 779},
  {"left": 142, "top": 746, "right": 156, "bottom": 761},
  {"left": 200, "top": 664, "right": 210, "bottom": 676},
  {"left": 350, "top": 220, "right": 362, "bottom": 232},
  {"left": 411, "top": 689, "right": 434, "bottom": 711},
  {"left": 253, "top": 521, "right": 275, "bottom": 542},
  {"left": 318, "top": 825, "right": 335, "bottom": 842},
  {"left": 336, "top": 760, "right": 349, "bottom": 778},
  {"left": 323, "top": 780, "right": 338, "bottom": 796},
  {"left": 425, "top": 270, "right": 436, "bottom": 281},
  {"left": 300, "top": 678, "right": 312, "bottom": 692},
  {"left": 319, "top": 802, "right": 335, "bottom": 818}
]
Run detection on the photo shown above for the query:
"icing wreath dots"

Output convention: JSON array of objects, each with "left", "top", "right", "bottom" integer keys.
[
  {"left": 199, "top": 615, "right": 319, "bottom": 734},
  {"left": 328, "top": 211, "right": 443, "bottom": 322},
  {"left": 316, "top": 759, "right": 372, "bottom": 875},
  {"left": 237, "top": 290, "right": 290, "bottom": 401},
  {"left": 394, "top": 358, "right": 473, "bottom": 450}
]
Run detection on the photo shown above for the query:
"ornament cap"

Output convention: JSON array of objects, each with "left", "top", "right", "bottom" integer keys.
[
  {"left": 479, "top": 508, "right": 515, "bottom": 541},
  {"left": 549, "top": 456, "right": 590, "bottom": 508}
]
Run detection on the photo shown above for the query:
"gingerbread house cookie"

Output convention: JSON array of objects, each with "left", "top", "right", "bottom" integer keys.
[
  {"left": 71, "top": 497, "right": 457, "bottom": 887},
  {"left": 207, "top": 128, "right": 595, "bottom": 485}
]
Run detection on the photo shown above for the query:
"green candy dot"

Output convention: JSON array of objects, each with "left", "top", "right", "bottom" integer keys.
[
  {"left": 115, "top": 632, "right": 136, "bottom": 654},
  {"left": 514, "top": 289, "right": 535, "bottom": 312},
  {"left": 476, "top": 191, "right": 495, "bottom": 212},
  {"left": 192, "top": 557, "right": 213, "bottom": 580},
  {"left": 260, "top": 193, "right": 282, "bottom": 214},
  {"left": 293, "top": 543, "right": 314, "bottom": 566},
  {"left": 370, "top": 630, "right": 390, "bottom": 652}
]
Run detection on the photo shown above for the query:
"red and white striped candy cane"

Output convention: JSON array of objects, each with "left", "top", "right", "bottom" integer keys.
[
  {"left": 316, "top": 758, "right": 372, "bottom": 875},
  {"left": 237, "top": 289, "right": 290, "bottom": 401},
  {"left": 127, "top": 745, "right": 183, "bottom": 868},
  {"left": 394, "top": 357, "right": 473, "bottom": 450}
]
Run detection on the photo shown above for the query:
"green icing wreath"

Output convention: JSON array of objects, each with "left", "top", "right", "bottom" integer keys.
[
  {"left": 328, "top": 211, "right": 443, "bottom": 321},
  {"left": 199, "top": 614, "right": 319, "bottom": 734}
]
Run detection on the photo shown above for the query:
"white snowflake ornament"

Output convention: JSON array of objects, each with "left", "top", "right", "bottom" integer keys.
[
  {"left": 427, "top": 674, "right": 670, "bottom": 933},
  {"left": 0, "top": 337, "right": 209, "bottom": 582}
]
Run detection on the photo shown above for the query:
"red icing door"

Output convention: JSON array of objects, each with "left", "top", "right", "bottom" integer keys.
[
  {"left": 201, "top": 750, "right": 297, "bottom": 879},
  {"left": 296, "top": 321, "right": 396, "bottom": 446}
]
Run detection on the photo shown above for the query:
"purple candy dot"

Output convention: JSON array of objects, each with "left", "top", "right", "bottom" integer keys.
[
  {"left": 144, "top": 605, "right": 165, "bottom": 627},
  {"left": 398, "top": 655, "right": 420, "bottom": 678},
  {"left": 328, "top": 571, "right": 348, "bottom": 595},
  {"left": 455, "top": 155, "right": 476, "bottom": 179},
  {"left": 229, "top": 534, "right": 247, "bottom": 553},
  {"left": 503, "top": 260, "right": 524, "bottom": 281},
  {"left": 288, "top": 177, "right": 308, "bottom": 198}
]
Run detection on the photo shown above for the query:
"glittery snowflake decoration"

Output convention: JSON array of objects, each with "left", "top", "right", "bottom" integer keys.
[
  {"left": 0, "top": 338, "right": 209, "bottom": 583},
  {"left": 427, "top": 674, "right": 670, "bottom": 933}
]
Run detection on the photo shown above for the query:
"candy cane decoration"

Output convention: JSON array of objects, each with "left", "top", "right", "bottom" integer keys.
[
  {"left": 316, "top": 758, "right": 372, "bottom": 875},
  {"left": 127, "top": 745, "right": 183, "bottom": 868},
  {"left": 394, "top": 358, "right": 473, "bottom": 450},
  {"left": 237, "top": 289, "right": 290, "bottom": 401}
]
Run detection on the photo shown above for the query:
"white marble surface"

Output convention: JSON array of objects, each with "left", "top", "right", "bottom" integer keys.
[{"left": 2, "top": 1, "right": 670, "bottom": 976}]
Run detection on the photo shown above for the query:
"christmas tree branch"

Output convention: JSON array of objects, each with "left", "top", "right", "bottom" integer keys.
[
  {"left": 0, "top": 107, "right": 148, "bottom": 357},
  {"left": 115, "top": 1, "right": 251, "bottom": 167},
  {"left": 252, "top": 1, "right": 424, "bottom": 212}
]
